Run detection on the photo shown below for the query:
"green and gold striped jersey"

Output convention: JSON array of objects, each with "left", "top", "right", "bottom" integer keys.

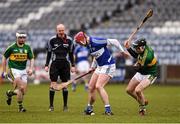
[
  {"left": 3, "top": 42, "right": 34, "bottom": 70},
  {"left": 137, "top": 45, "right": 157, "bottom": 76}
]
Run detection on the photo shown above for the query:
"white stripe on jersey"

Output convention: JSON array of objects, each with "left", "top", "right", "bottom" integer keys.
[
  {"left": 107, "top": 39, "right": 124, "bottom": 52},
  {"left": 92, "top": 38, "right": 107, "bottom": 44},
  {"left": 91, "top": 47, "right": 104, "bottom": 58},
  {"left": 108, "top": 55, "right": 112, "bottom": 63}
]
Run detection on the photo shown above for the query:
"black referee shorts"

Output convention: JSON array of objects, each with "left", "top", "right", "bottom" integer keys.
[{"left": 49, "top": 60, "right": 70, "bottom": 82}]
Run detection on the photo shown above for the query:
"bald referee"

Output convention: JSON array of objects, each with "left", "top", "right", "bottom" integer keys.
[{"left": 44, "top": 24, "right": 75, "bottom": 112}]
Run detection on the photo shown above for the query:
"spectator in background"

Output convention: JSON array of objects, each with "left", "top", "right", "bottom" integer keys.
[
  {"left": 124, "top": 38, "right": 158, "bottom": 116},
  {"left": 44, "top": 24, "right": 75, "bottom": 112},
  {"left": 1, "top": 31, "right": 34, "bottom": 112},
  {"left": 71, "top": 44, "right": 90, "bottom": 92}
]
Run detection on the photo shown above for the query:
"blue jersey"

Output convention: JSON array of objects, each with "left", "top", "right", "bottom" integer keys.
[
  {"left": 74, "top": 44, "right": 89, "bottom": 63},
  {"left": 87, "top": 37, "right": 115, "bottom": 66}
]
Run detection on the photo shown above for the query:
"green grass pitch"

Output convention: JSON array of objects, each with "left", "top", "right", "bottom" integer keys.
[{"left": 0, "top": 83, "right": 179, "bottom": 123}]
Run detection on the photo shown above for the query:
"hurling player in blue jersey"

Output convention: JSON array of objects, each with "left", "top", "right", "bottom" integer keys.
[
  {"left": 72, "top": 44, "right": 90, "bottom": 91},
  {"left": 74, "top": 31, "right": 127, "bottom": 116}
]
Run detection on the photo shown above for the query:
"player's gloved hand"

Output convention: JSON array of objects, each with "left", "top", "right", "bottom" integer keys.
[
  {"left": 133, "top": 63, "right": 142, "bottom": 72},
  {"left": 1, "top": 72, "right": 7, "bottom": 79}
]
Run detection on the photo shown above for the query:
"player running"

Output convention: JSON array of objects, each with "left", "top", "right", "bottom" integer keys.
[
  {"left": 124, "top": 38, "right": 158, "bottom": 116},
  {"left": 1, "top": 31, "right": 34, "bottom": 112}
]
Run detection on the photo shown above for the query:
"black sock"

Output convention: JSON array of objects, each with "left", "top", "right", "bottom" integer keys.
[
  {"left": 12, "top": 91, "right": 17, "bottom": 95},
  {"left": 18, "top": 101, "right": 23, "bottom": 109},
  {"left": 8, "top": 90, "right": 17, "bottom": 96},
  {"left": 49, "top": 90, "right": 55, "bottom": 107},
  {"left": 62, "top": 88, "right": 68, "bottom": 107}
]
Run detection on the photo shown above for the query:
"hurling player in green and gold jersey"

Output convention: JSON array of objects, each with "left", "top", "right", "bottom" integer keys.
[
  {"left": 1, "top": 31, "right": 34, "bottom": 112},
  {"left": 124, "top": 38, "right": 157, "bottom": 116}
]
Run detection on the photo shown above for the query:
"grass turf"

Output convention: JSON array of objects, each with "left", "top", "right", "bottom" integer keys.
[{"left": 0, "top": 83, "right": 179, "bottom": 123}]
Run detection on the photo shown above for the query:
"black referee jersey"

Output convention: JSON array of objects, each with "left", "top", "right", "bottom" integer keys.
[{"left": 45, "top": 34, "right": 75, "bottom": 67}]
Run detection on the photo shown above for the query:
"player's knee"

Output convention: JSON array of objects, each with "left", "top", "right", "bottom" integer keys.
[
  {"left": 88, "top": 85, "right": 95, "bottom": 93},
  {"left": 19, "top": 86, "right": 24, "bottom": 93},
  {"left": 16, "top": 89, "right": 22, "bottom": 95},
  {"left": 19, "top": 85, "right": 23, "bottom": 90},
  {"left": 88, "top": 86, "right": 93, "bottom": 92},
  {"left": 126, "top": 87, "right": 133, "bottom": 94},
  {"left": 95, "top": 85, "right": 102, "bottom": 91},
  {"left": 14, "top": 78, "right": 20, "bottom": 84},
  {"left": 135, "top": 87, "right": 141, "bottom": 94},
  {"left": 126, "top": 88, "right": 133, "bottom": 94}
]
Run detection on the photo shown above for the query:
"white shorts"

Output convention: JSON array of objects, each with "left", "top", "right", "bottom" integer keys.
[
  {"left": 77, "top": 61, "right": 90, "bottom": 72},
  {"left": 9, "top": 68, "right": 28, "bottom": 83},
  {"left": 133, "top": 72, "right": 157, "bottom": 84},
  {"left": 95, "top": 64, "right": 116, "bottom": 78}
]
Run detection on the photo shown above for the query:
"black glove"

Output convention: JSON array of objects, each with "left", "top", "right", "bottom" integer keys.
[{"left": 133, "top": 63, "right": 142, "bottom": 72}]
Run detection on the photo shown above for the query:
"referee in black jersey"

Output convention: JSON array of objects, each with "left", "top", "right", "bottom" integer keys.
[{"left": 45, "top": 24, "right": 75, "bottom": 112}]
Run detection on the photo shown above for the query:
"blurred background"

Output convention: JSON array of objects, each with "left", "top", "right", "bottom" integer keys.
[{"left": 0, "top": 0, "right": 180, "bottom": 84}]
